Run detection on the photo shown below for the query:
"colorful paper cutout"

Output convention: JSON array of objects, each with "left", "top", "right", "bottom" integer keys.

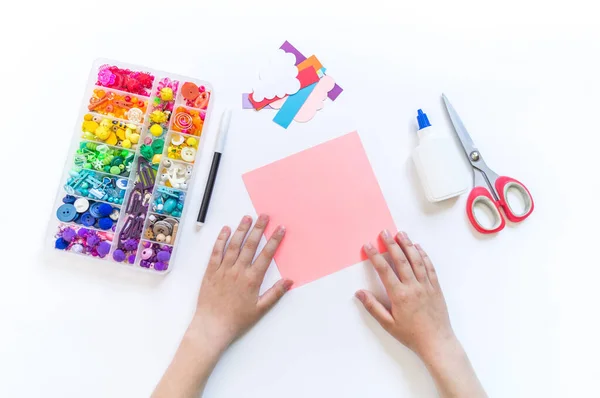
[
  {"left": 279, "top": 41, "right": 343, "bottom": 101},
  {"left": 243, "top": 132, "right": 397, "bottom": 288},
  {"left": 249, "top": 67, "right": 320, "bottom": 111},
  {"left": 298, "top": 55, "right": 323, "bottom": 73},
  {"left": 273, "top": 83, "right": 317, "bottom": 128},
  {"left": 294, "top": 76, "right": 335, "bottom": 122},
  {"left": 280, "top": 40, "right": 307, "bottom": 65},
  {"left": 242, "top": 93, "right": 272, "bottom": 109},
  {"left": 251, "top": 49, "right": 300, "bottom": 102}
]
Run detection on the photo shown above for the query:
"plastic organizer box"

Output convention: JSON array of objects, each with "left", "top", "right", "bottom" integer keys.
[{"left": 47, "top": 59, "right": 213, "bottom": 273}]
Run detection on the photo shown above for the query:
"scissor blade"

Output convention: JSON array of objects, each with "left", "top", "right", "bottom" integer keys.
[{"left": 442, "top": 94, "right": 477, "bottom": 156}]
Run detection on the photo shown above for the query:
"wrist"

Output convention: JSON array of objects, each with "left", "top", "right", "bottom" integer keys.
[
  {"left": 185, "top": 317, "right": 231, "bottom": 358},
  {"left": 419, "top": 335, "right": 466, "bottom": 372}
]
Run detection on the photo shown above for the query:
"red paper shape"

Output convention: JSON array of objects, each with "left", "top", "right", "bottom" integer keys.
[
  {"left": 249, "top": 67, "right": 321, "bottom": 110},
  {"left": 243, "top": 132, "right": 397, "bottom": 288}
]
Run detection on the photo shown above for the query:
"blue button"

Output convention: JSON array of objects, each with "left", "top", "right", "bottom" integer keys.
[
  {"left": 80, "top": 212, "right": 96, "bottom": 227},
  {"left": 56, "top": 204, "right": 77, "bottom": 222},
  {"left": 62, "top": 195, "right": 76, "bottom": 204},
  {"left": 89, "top": 202, "right": 102, "bottom": 218}
]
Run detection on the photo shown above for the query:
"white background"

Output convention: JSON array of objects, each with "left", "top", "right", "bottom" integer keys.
[{"left": 1, "top": 1, "right": 599, "bottom": 397}]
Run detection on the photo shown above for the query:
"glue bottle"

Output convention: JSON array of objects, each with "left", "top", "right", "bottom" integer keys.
[{"left": 412, "top": 109, "right": 468, "bottom": 202}]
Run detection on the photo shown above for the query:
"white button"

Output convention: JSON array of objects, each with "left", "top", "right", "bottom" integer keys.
[
  {"left": 74, "top": 198, "right": 90, "bottom": 213},
  {"left": 180, "top": 147, "right": 196, "bottom": 162}
]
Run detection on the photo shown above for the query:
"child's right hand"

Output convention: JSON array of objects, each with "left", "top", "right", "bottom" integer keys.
[{"left": 356, "top": 230, "right": 456, "bottom": 361}]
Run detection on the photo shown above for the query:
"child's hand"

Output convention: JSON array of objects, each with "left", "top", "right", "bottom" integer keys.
[
  {"left": 356, "top": 230, "right": 455, "bottom": 360},
  {"left": 189, "top": 215, "right": 293, "bottom": 351}
]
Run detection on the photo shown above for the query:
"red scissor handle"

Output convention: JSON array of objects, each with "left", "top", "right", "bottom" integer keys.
[
  {"left": 495, "top": 176, "right": 535, "bottom": 223},
  {"left": 466, "top": 187, "right": 506, "bottom": 234}
]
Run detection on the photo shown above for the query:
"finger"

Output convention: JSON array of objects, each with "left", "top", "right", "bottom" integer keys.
[
  {"left": 257, "top": 279, "right": 293, "bottom": 314},
  {"left": 206, "top": 226, "right": 231, "bottom": 273},
  {"left": 239, "top": 214, "right": 270, "bottom": 266},
  {"left": 252, "top": 225, "right": 286, "bottom": 278},
  {"left": 363, "top": 242, "right": 401, "bottom": 295},
  {"left": 355, "top": 290, "right": 394, "bottom": 329},
  {"left": 415, "top": 243, "right": 439, "bottom": 288},
  {"left": 222, "top": 215, "right": 253, "bottom": 267},
  {"left": 379, "top": 229, "right": 416, "bottom": 283},
  {"left": 396, "top": 232, "right": 428, "bottom": 283}
]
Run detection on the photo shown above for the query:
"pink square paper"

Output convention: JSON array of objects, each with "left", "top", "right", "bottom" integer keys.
[{"left": 243, "top": 132, "right": 397, "bottom": 288}]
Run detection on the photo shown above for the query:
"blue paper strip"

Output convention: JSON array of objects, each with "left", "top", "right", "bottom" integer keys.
[{"left": 273, "top": 83, "right": 318, "bottom": 128}]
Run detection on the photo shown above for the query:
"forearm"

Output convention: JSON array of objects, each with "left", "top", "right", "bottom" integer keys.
[
  {"left": 152, "top": 326, "right": 227, "bottom": 398},
  {"left": 420, "top": 338, "right": 487, "bottom": 398}
]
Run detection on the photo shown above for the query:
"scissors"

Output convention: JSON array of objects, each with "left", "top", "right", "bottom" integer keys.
[{"left": 442, "top": 94, "right": 534, "bottom": 234}]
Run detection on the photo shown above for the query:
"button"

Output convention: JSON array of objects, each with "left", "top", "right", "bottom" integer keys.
[
  {"left": 62, "top": 195, "right": 76, "bottom": 204},
  {"left": 181, "top": 82, "right": 199, "bottom": 100},
  {"left": 73, "top": 198, "right": 90, "bottom": 213},
  {"left": 56, "top": 204, "right": 77, "bottom": 222},
  {"left": 180, "top": 147, "right": 196, "bottom": 162},
  {"left": 163, "top": 217, "right": 178, "bottom": 227},
  {"left": 80, "top": 212, "right": 96, "bottom": 227},
  {"left": 116, "top": 178, "right": 128, "bottom": 190},
  {"left": 89, "top": 202, "right": 102, "bottom": 218},
  {"left": 153, "top": 221, "right": 172, "bottom": 236}
]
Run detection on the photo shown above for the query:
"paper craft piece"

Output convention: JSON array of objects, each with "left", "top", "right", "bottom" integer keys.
[
  {"left": 294, "top": 76, "right": 335, "bottom": 122},
  {"left": 243, "top": 132, "right": 396, "bottom": 288},
  {"left": 269, "top": 98, "right": 287, "bottom": 109},
  {"left": 279, "top": 41, "right": 343, "bottom": 102},
  {"left": 280, "top": 40, "right": 307, "bottom": 65},
  {"left": 273, "top": 83, "right": 317, "bottom": 128},
  {"left": 242, "top": 93, "right": 272, "bottom": 109},
  {"left": 328, "top": 84, "right": 344, "bottom": 101},
  {"left": 298, "top": 55, "right": 323, "bottom": 73},
  {"left": 249, "top": 66, "right": 320, "bottom": 111},
  {"left": 252, "top": 49, "right": 300, "bottom": 102}
]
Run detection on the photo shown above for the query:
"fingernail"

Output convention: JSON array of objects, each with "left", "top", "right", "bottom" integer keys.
[
  {"left": 355, "top": 290, "right": 366, "bottom": 301},
  {"left": 283, "top": 279, "right": 294, "bottom": 291},
  {"left": 363, "top": 242, "right": 374, "bottom": 253},
  {"left": 415, "top": 243, "right": 422, "bottom": 250},
  {"left": 276, "top": 225, "right": 286, "bottom": 237},
  {"left": 257, "top": 214, "right": 269, "bottom": 225},
  {"left": 220, "top": 226, "right": 230, "bottom": 237},
  {"left": 381, "top": 229, "right": 391, "bottom": 240},
  {"left": 400, "top": 231, "right": 410, "bottom": 241},
  {"left": 242, "top": 215, "right": 252, "bottom": 224}
]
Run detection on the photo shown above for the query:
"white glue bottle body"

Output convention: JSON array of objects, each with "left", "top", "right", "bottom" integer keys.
[{"left": 412, "top": 109, "right": 469, "bottom": 202}]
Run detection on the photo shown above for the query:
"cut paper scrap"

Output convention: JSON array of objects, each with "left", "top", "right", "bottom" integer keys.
[
  {"left": 294, "top": 75, "right": 335, "bottom": 122},
  {"left": 249, "top": 66, "right": 320, "bottom": 111},
  {"left": 280, "top": 40, "right": 307, "bottom": 65},
  {"left": 297, "top": 55, "right": 323, "bottom": 73},
  {"left": 252, "top": 49, "right": 300, "bottom": 102},
  {"left": 242, "top": 93, "right": 272, "bottom": 109},
  {"left": 273, "top": 82, "right": 317, "bottom": 128},
  {"left": 243, "top": 132, "right": 397, "bottom": 288},
  {"left": 279, "top": 41, "right": 343, "bottom": 101}
]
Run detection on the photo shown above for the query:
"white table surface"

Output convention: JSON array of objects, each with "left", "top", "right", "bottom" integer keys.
[{"left": 2, "top": 1, "right": 599, "bottom": 397}]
